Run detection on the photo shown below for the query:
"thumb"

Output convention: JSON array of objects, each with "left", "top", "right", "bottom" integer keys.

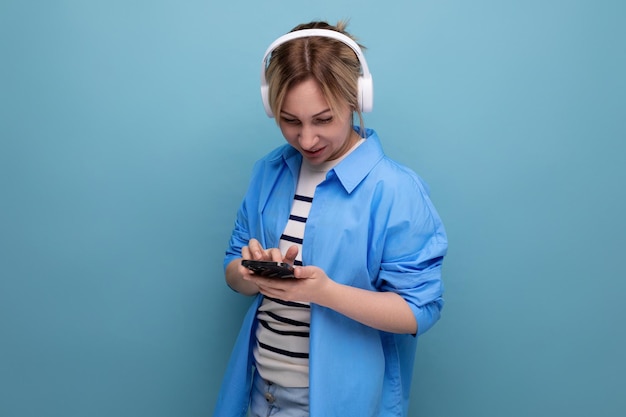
[{"left": 293, "top": 265, "right": 317, "bottom": 279}]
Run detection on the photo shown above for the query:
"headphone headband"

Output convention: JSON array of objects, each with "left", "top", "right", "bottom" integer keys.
[{"left": 260, "top": 28, "right": 374, "bottom": 117}]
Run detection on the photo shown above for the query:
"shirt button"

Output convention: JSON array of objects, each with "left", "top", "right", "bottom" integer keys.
[{"left": 264, "top": 392, "right": 275, "bottom": 403}]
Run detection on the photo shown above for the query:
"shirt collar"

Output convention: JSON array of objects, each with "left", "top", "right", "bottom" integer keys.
[{"left": 333, "top": 128, "right": 384, "bottom": 194}]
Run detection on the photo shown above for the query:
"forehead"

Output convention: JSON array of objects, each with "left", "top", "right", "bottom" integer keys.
[
  {"left": 281, "top": 78, "right": 351, "bottom": 118},
  {"left": 284, "top": 79, "right": 325, "bottom": 102},
  {"left": 281, "top": 79, "right": 329, "bottom": 113}
]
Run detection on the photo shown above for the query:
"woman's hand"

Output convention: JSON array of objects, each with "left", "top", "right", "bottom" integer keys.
[
  {"left": 225, "top": 239, "right": 298, "bottom": 296},
  {"left": 246, "top": 264, "right": 333, "bottom": 304},
  {"left": 242, "top": 238, "right": 298, "bottom": 264}
]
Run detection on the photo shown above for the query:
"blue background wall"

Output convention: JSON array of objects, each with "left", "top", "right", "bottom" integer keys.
[{"left": 1, "top": 1, "right": 624, "bottom": 416}]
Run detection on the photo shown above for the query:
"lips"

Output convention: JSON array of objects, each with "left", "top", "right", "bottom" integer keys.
[{"left": 303, "top": 147, "right": 325, "bottom": 158}]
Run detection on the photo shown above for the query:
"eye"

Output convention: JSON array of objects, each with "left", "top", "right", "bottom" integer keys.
[
  {"left": 281, "top": 117, "right": 301, "bottom": 125},
  {"left": 315, "top": 117, "right": 333, "bottom": 125}
]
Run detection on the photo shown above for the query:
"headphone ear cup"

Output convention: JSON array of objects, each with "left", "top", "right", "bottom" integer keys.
[
  {"left": 358, "top": 75, "right": 374, "bottom": 113},
  {"left": 261, "top": 84, "right": 273, "bottom": 117}
]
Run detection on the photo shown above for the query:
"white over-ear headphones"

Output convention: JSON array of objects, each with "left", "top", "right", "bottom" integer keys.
[{"left": 260, "top": 28, "right": 374, "bottom": 118}]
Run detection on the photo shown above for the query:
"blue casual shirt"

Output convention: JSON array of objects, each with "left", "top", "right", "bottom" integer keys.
[{"left": 214, "top": 128, "right": 447, "bottom": 417}]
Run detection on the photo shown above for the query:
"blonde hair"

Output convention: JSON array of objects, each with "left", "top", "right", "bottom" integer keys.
[{"left": 265, "top": 20, "right": 366, "bottom": 135}]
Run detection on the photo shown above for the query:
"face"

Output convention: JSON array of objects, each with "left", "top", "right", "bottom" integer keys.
[{"left": 278, "top": 78, "right": 358, "bottom": 165}]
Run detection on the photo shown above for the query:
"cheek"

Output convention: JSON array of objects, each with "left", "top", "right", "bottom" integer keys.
[
  {"left": 333, "top": 119, "right": 354, "bottom": 140},
  {"left": 279, "top": 125, "right": 300, "bottom": 147}
]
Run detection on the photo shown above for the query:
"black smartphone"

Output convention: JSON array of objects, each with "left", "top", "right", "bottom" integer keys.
[{"left": 241, "top": 260, "right": 295, "bottom": 278}]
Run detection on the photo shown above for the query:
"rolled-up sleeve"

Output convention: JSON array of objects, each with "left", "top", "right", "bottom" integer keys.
[
  {"left": 376, "top": 175, "right": 448, "bottom": 336},
  {"left": 223, "top": 201, "right": 250, "bottom": 271}
]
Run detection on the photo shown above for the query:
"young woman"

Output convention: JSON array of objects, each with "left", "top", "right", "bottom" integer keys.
[{"left": 214, "top": 20, "right": 447, "bottom": 417}]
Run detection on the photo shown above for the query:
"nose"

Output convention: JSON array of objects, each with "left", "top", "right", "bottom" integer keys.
[{"left": 298, "top": 124, "right": 319, "bottom": 150}]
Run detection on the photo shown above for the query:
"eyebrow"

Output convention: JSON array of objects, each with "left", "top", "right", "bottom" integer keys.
[{"left": 280, "top": 108, "right": 332, "bottom": 119}]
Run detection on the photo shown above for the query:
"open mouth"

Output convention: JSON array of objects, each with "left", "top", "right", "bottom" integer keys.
[{"left": 303, "top": 147, "right": 325, "bottom": 158}]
